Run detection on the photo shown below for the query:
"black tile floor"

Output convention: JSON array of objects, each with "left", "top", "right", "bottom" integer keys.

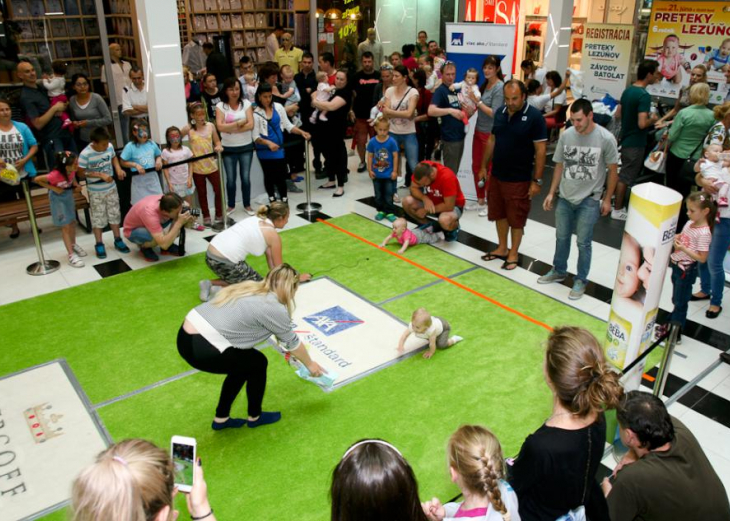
[{"left": 93, "top": 259, "right": 133, "bottom": 278}]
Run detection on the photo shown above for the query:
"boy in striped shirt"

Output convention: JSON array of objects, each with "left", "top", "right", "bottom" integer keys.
[{"left": 77, "top": 127, "right": 131, "bottom": 258}]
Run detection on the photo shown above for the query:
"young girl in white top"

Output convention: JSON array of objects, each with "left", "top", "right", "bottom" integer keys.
[
  {"left": 397, "top": 307, "right": 462, "bottom": 359},
  {"left": 451, "top": 68, "right": 481, "bottom": 126},
  {"left": 162, "top": 126, "right": 203, "bottom": 231},
  {"left": 43, "top": 60, "right": 73, "bottom": 131},
  {"left": 422, "top": 425, "right": 520, "bottom": 521},
  {"left": 309, "top": 71, "right": 335, "bottom": 123},
  {"left": 700, "top": 144, "right": 730, "bottom": 207}
]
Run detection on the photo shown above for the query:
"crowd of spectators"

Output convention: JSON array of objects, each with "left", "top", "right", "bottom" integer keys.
[{"left": 1, "top": 23, "right": 729, "bottom": 521}]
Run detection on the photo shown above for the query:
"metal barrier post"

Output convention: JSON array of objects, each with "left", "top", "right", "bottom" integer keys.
[
  {"left": 654, "top": 323, "right": 679, "bottom": 398},
  {"left": 22, "top": 179, "right": 60, "bottom": 276},
  {"left": 217, "top": 152, "right": 229, "bottom": 230},
  {"left": 297, "top": 142, "right": 322, "bottom": 214}
]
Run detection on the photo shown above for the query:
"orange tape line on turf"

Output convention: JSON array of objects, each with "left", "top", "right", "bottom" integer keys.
[{"left": 317, "top": 218, "right": 553, "bottom": 332}]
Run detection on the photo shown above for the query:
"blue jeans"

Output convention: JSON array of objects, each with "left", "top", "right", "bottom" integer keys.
[
  {"left": 552, "top": 197, "right": 600, "bottom": 283},
  {"left": 389, "top": 132, "right": 419, "bottom": 174},
  {"left": 373, "top": 177, "right": 396, "bottom": 214},
  {"left": 698, "top": 216, "right": 730, "bottom": 307},
  {"left": 223, "top": 145, "right": 254, "bottom": 208},
  {"left": 669, "top": 262, "right": 698, "bottom": 328}
]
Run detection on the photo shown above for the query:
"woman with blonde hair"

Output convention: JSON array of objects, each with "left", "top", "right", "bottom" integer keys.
[
  {"left": 422, "top": 425, "right": 519, "bottom": 521},
  {"left": 179, "top": 263, "right": 325, "bottom": 431},
  {"left": 71, "top": 438, "right": 216, "bottom": 521},
  {"left": 508, "top": 326, "right": 624, "bottom": 521},
  {"left": 199, "top": 201, "right": 311, "bottom": 302},
  {"left": 665, "top": 82, "right": 715, "bottom": 231}
]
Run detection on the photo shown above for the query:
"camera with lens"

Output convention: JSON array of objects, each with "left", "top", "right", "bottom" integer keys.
[{"left": 181, "top": 206, "right": 201, "bottom": 217}]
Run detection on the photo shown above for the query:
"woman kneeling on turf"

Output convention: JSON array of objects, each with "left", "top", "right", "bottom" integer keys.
[
  {"left": 179, "top": 264, "right": 325, "bottom": 431},
  {"left": 198, "top": 201, "right": 311, "bottom": 301}
]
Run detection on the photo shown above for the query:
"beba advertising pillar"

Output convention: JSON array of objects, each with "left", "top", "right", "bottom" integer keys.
[{"left": 604, "top": 183, "right": 682, "bottom": 389}]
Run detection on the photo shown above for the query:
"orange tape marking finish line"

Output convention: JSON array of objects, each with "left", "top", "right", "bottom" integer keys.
[
  {"left": 317, "top": 218, "right": 656, "bottom": 381},
  {"left": 317, "top": 218, "right": 553, "bottom": 332}
]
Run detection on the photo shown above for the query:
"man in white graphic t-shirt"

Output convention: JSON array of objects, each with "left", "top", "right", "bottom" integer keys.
[{"left": 538, "top": 98, "right": 620, "bottom": 300}]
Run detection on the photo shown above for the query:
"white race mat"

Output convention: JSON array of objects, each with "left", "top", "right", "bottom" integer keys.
[
  {"left": 278, "top": 277, "right": 427, "bottom": 390},
  {"left": 0, "top": 360, "right": 110, "bottom": 520}
]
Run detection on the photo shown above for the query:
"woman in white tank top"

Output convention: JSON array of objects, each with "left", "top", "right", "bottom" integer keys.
[{"left": 198, "top": 202, "right": 311, "bottom": 301}]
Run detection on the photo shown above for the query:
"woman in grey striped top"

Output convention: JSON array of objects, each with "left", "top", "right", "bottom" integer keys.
[{"left": 178, "top": 264, "right": 325, "bottom": 431}]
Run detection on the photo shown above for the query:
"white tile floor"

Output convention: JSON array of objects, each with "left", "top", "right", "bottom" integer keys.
[{"left": 2, "top": 145, "right": 729, "bottom": 496}]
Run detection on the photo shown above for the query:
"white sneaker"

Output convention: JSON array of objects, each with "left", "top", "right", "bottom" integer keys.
[
  {"left": 72, "top": 243, "right": 87, "bottom": 257},
  {"left": 611, "top": 209, "right": 628, "bottom": 221},
  {"left": 465, "top": 201, "right": 479, "bottom": 211},
  {"left": 68, "top": 253, "right": 85, "bottom": 268},
  {"left": 199, "top": 279, "right": 212, "bottom": 302},
  {"left": 478, "top": 205, "right": 488, "bottom": 217}
]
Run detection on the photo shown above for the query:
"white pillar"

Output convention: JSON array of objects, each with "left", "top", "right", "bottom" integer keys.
[
  {"left": 134, "top": 0, "right": 187, "bottom": 143},
  {"left": 542, "top": 0, "right": 572, "bottom": 73}
]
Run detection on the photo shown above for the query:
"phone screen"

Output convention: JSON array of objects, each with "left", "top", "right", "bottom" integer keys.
[{"left": 172, "top": 442, "right": 195, "bottom": 488}]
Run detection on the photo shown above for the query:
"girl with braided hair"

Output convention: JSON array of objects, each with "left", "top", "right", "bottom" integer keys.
[{"left": 422, "top": 425, "right": 519, "bottom": 521}]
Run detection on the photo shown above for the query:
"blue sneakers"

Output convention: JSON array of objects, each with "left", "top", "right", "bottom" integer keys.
[{"left": 444, "top": 226, "right": 460, "bottom": 242}]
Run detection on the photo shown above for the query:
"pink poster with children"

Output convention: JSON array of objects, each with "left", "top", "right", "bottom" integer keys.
[{"left": 644, "top": 1, "right": 730, "bottom": 104}]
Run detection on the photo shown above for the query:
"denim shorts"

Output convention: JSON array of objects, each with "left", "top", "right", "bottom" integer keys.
[{"left": 49, "top": 189, "right": 76, "bottom": 226}]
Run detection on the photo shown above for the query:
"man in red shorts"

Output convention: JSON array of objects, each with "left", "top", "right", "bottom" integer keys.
[
  {"left": 480, "top": 79, "right": 547, "bottom": 270},
  {"left": 402, "top": 160, "right": 465, "bottom": 242}
]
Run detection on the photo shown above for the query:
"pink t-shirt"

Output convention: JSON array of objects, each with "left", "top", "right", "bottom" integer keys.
[
  {"left": 123, "top": 194, "right": 164, "bottom": 238},
  {"left": 454, "top": 505, "right": 488, "bottom": 518},
  {"left": 47, "top": 169, "right": 76, "bottom": 189},
  {"left": 161, "top": 146, "right": 193, "bottom": 186},
  {"left": 391, "top": 228, "right": 419, "bottom": 246},
  {"left": 671, "top": 221, "right": 711, "bottom": 270}
]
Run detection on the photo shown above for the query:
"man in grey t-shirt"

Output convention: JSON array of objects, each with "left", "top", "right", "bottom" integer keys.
[{"left": 538, "top": 99, "right": 619, "bottom": 300}]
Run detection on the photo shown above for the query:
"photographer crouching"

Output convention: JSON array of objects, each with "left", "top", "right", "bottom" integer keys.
[{"left": 122, "top": 193, "right": 195, "bottom": 262}]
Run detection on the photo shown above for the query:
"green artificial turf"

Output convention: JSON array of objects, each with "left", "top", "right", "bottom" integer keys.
[{"left": 0, "top": 214, "right": 640, "bottom": 520}]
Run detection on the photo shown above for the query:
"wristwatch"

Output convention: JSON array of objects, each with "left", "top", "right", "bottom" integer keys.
[{"left": 533, "top": 178, "right": 543, "bottom": 186}]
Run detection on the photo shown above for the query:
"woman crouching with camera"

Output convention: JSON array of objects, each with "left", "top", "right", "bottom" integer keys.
[
  {"left": 179, "top": 264, "right": 325, "bottom": 431},
  {"left": 198, "top": 201, "right": 311, "bottom": 302}
]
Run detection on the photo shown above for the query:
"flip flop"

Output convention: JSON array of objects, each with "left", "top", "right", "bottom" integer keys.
[
  {"left": 501, "top": 260, "right": 519, "bottom": 271},
  {"left": 481, "top": 252, "right": 507, "bottom": 261}
]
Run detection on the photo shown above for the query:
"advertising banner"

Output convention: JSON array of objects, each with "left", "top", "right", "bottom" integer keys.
[
  {"left": 281, "top": 278, "right": 427, "bottom": 390},
  {"left": 445, "top": 23, "right": 515, "bottom": 200},
  {"left": 604, "top": 183, "right": 682, "bottom": 389},
  {"left": 463, "top": 0, "right": 521, "bottom": 73},
  {"left": 580, "top": 24, "right": 634, "bottom": 100},
  {"left": 645, "top": 1, "right": 730, "bottom": 104}
]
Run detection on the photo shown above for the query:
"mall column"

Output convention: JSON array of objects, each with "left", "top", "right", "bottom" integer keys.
[
  {"left": 542, "top": 0, "right": 572, "bottom": 74},
  {"left": 134, "top": 0, "right": 187, "bottom": 144}
]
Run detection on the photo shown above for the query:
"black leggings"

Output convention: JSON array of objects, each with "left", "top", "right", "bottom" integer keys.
[
  {"left": 177, "top": 326, "right": 268, "bottom": 418},
  {"left": 259, "top": 158, "right": 289, "bottom": 201}
]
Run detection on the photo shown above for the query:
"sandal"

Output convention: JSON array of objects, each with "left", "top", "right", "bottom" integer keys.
[
  {"left": 481, "top": 252, "right": 507, "bottom": 261},
  {"left": 501, "top": 260, "right": 519, "bottom": 271}
]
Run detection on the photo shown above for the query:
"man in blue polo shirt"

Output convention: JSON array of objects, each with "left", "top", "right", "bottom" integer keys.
[
  {"left": 479, "top": 79, "right": 547, "bottom": 270},
  {"left": 428, "top": 62, "right": 466, "bottom": 175}
]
